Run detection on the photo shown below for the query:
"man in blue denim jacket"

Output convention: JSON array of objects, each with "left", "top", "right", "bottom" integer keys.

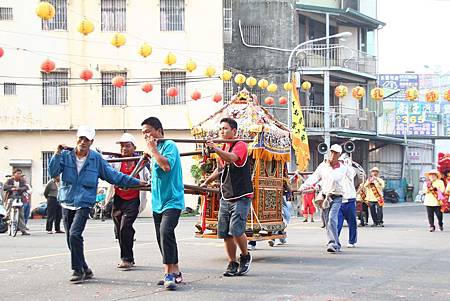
[{"left": 49, "top": 125, "right": 146, "bottom": 283}]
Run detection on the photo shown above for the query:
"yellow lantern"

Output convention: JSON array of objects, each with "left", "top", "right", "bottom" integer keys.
[
  {"left": 405, "top": 88, "right": 418, "bottom": 101},
  {"left": 267, "top": 83, "right": 278, "bottom": 93},
  {"left": 77, "top": 19, "right": 94, "bottom": 36},
  {"left": 221, "top": 70, "right": 232, "bottom": 81},
  {"left": 425, "top": 90, "right": 439, "bottom": 103},
  {"left": 370, "top": 87, "right": 384, "bottom": 101},
  {"left": 352, "top": 86, "right": 365, "bottom": 100},
  {"left": 111, "top": 33, "right": 126, "bottom": 48},
  {"left": 258, "top": 79, "right": 269, "bottom": 89},
  {"left": 246, "top": 77, "right": 257, "bottom": 87},
  {"left": 301, "top": 81, "right": 311, "bottom": 91},
  {"left": 205, "top": 66, "right": 216, "bottom": 77},
  {"left": 444, "top": 89, "right": 450, "bottom": 101},
  {"left": 164, "top": 52, "right": 177, "bottom": 66},
  {"left": 283, "top": 82, "right": 293, "bottom": 91},
  {"left": 186, "top": 59, "right": 197, "bottom": 72},
  {"left": 139, "top": 43, "right": 152, "bottom": 58},
  {"left": 36, "top": 1, "right": 55, "bottom": 20},
  {"left": 234, "top": 73, "right": 246, "bottom": 85},
  {"left": 335, "top": 85, "right": 348, "bottom": 98}
]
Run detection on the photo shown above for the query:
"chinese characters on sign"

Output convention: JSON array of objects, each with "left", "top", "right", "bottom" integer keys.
[
  {"left": 378, "top": 74, "right": 419, "bottom": 101},
  {"left": 394, "top": 102, "right": 438, "bottom": 136}
]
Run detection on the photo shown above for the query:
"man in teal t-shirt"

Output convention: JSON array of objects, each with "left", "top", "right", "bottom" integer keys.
[{"left": 141, "top": 117, "right": 184, "bottom": 291}]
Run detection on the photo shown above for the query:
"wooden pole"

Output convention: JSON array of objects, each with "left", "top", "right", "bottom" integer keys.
[{"left": 157, "top": 138, "right": 254, "bottom": 144}]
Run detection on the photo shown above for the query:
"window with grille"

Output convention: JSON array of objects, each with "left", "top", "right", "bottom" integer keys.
[
  {"left": 0, "top": 7, "right": 13, "bottom": 20},
  {"left": 160, "top": 0, "right": 185, "bottom": 31},
  {"left": 101, "top": 0, "right": 126, "bottom": 31},
  {"left": 223, "top": 80, "right": 233, "bottom": 103},
  {"left": 242, "top": 24, "right": 261, "bottom": 45},
  {"left": 42, "top": 0, "right": 67, "bottom": 30},
  {"left": 42, "top": 69, "right": 69, "bottom": 105},
  {"left": 160, "top": 71, "right": 186, "bottom": 105},
  {"left": 101, "top": 72, "right": 127, "bottom": 106},
  {"left": 42, "top": 151, "right": 54, "bottom": 184},
  {"left": 3, "top": 83, "right": 16, "bottom": 95},
  {"left": 223, "top": 0, "right": 232, "bottom": 43}
]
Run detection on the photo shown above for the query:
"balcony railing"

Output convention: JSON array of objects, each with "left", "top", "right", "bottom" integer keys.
[
  {"left": 296, "top": 44, "right": 377, "bottom": 75},
  {"left": 302, "top": 105, "right": 377, "bottom": 133},
  {"left": 266, "top": 105, "right": 377, "bottom": 133}
]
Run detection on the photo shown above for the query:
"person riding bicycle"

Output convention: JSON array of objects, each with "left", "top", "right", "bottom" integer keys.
[{"left": 3, "top": 168, "right": 30, "bottom": 235}]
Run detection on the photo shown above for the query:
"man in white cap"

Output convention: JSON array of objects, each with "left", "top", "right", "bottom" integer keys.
[
  {"left": 364, "top": 166, "right": 385, "bottom": 227},
  {"left": 107, "top": 133, "right": 149, "bottom": 269},
  {"left": 49, "top": 126, "right": 147, "bottom": 283},
  {"left": 300, "top": 144, "right": 353, "bottom": 253}
]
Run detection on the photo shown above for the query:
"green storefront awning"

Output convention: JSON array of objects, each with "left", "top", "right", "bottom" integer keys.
[{"left": 296, "top": 4, "right": 385, "bottom": 30}]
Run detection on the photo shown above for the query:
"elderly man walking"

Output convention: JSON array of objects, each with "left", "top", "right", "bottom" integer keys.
[
  {"left": 300, "top": 144, "right": 353, "bottom": 253},
  {"left": 49, "top": 125, "right": 146, "bottom": 283},
  {"left": 107, "top": 133, "right": 150, "bottom": 269}
]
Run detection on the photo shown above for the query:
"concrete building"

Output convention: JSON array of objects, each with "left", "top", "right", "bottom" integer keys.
[
  {"left": 0, "top": 0, "right": 224, "bottom": 212},
  {"left": 224, "top": 0, "right": 432, "bottom": 199}
]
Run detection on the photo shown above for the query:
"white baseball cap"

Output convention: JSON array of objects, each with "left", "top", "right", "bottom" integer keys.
[
  {"left": 330, "top": 144, "right": 342, "bottom": 154},
  {"left": 116, "top": 133, "right": 137, "bottom": 146},
  {"left": 76, "top": 125, "right": 95, "bottom": 140}
]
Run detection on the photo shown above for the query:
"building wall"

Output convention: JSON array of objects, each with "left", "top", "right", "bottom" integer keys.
[
  {"left": 298, "top": 0, "right": 340, "bottom": 8},
  {"left": 0, "top": 0, "right": 224, "bottom": 214},
  {"left": 0, "top": 129, "right": 199, "bottom": 216},
  {"left": 224, "top": 0, "right": 297, "bottom": 123},
  {"left": 0, "top": 0, "right": 224, "bottom": 131}
]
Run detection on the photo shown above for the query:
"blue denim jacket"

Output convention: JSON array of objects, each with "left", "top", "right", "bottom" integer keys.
[{"left": 49, "top": 149, "right": 141, "bottom": 208}]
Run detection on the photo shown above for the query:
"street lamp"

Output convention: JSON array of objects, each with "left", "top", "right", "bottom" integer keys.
[{"left": 287, "top": 32, "right": 352, "bottom": 128}]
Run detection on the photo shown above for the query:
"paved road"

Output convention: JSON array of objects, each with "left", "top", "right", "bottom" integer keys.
[{"left": 1, "top": 204, "right": 449, "bottom": 301}]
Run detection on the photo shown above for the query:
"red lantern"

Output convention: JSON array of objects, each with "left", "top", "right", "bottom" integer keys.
[
  {"left": 141, "top": 83, "right": 153, "bottom": 93},
  {"left": 264, "top": 97, "right": 275, "bottom": 106},
  {"left": 213, "top": 93, "right": 222, "bottom": 103},
  {"left": 278, "top": 96, "right": 288, "bottom": 105},
  {"left": 0, "top": 47, "right": 4, "bottom": 58},
  {"left": 41, "top": 58, "right": 55, "bottom": 73},
  {"left": 191, "top": 90, "right": 201, "bottom": 100},
  {"left": 112, "top": 76, "right": 126, "bottom": 88},
  {"left": 79, "top": 69, "right": 93, "bottom": 81},
  {"left": 167, "top": 87, "right": 178, "bottom": 97}
]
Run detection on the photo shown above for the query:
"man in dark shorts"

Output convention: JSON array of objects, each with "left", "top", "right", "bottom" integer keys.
[{"left": 202, "top": 118, "right": 253, "bottom": 276}]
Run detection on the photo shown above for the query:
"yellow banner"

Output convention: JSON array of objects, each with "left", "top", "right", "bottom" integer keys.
[{"left": 291, "top": 79, "right": 310, "bottom": 171}]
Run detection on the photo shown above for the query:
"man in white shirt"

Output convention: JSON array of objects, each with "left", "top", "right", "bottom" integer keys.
[
  {"left": 336, "top": 154, "right": 358, "bottom": 248},
  {"left": 300, "top": 144, "right": 352, "bottom": 253}
]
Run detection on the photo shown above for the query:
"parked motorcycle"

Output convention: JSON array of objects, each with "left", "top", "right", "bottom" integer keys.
[{"left": 383, "top": 188, "right": 400, "bottom": 203}]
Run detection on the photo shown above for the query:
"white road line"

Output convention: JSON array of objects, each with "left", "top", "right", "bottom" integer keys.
[{"left": 0, "top": 237, "right": 195, "bottom": 264}]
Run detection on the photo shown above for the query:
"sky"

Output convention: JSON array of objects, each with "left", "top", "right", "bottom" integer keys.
[{"left": 377, "top": 0, "right": 450, "bottom": 74}]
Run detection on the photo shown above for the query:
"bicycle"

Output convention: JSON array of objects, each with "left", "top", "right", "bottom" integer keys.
[
  {"left": 89, "top": 199, "right": 106, "bottom": 221},
  {"left": 9, "top": 194, "right": 24, "bottom": 237}
]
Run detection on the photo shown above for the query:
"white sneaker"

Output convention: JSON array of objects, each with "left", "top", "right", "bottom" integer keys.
[
  {"left": 248, "top": 244, "right": 256, "bottom": 251},
  {"left": 347, "top": 243, "right": 356, "bottom": 248}
]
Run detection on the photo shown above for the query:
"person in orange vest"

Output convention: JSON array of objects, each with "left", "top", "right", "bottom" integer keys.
[{"left": 364, "top": 167, "right": 385, "bottom": 227}]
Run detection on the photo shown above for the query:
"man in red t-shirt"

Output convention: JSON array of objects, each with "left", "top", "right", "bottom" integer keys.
[
  {"left": 202, "top": 118, "right": 253, "bottom": 277},
  {"left": 109, "top": 133, "right": 149, "bottom": 269}
]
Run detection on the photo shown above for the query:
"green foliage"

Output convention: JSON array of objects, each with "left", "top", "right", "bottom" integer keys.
[{"left": 190, "top": 164, "right": 202, "bottom": 184}]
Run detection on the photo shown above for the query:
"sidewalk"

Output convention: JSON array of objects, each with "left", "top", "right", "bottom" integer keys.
[{"left": 384, "top": 201, "right": 422, "bottom": 208}]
